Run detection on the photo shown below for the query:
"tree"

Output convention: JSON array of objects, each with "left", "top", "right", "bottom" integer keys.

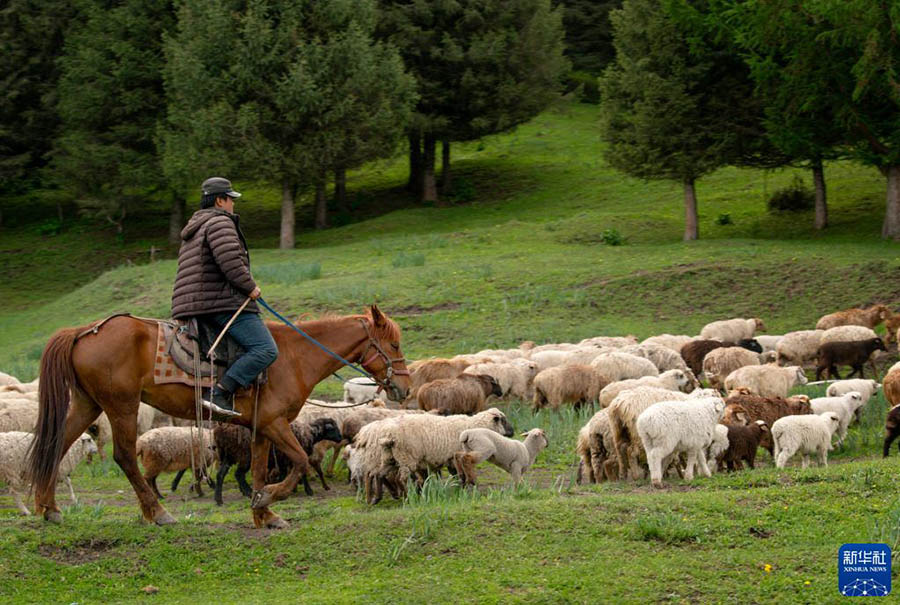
[
  {"left": 559, "top": 0, "right": 622, "bottom": 75},
  {"left": 162, "top": 0, "right": 415, "bottom": 247},
  {"left": 52, "top": 0, "right": 179, "bottom": 238},
  {"left": 378, "top": 0, "right": 568, "bottom": 202},
  {"left": 0, "top": 0, "right": 78, "bottom": 191}
]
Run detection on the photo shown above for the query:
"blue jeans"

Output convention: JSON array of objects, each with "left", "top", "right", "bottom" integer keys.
[{"left": 204, "top": 311, "right": 278, "bottom": 391}]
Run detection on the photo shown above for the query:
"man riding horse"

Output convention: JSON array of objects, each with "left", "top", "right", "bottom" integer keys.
[{"left": 171, "top": 177, "right": 277, "bottom": 417}]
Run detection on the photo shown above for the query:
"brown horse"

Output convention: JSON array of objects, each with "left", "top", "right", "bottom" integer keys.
[{"left": 28, "top": 305, "right": 410, "bottom": 528}]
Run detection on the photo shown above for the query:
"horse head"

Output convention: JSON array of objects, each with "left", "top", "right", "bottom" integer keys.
[{"left": 359, "top": 304, "right": 411, "bottom": 402}]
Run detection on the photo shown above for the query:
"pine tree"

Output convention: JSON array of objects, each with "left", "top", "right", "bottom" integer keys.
[{"left": 559, "top": 0, "right": 621, "bottom": 75}]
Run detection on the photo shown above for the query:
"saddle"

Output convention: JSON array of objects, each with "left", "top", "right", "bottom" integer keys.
[{"left": 161, "top": 318, "right": 267, "bottom": 387}]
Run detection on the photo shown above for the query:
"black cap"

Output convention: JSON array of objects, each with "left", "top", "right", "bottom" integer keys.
[{"left": 201, "top": 177, "right": 241, "bottom": 199}]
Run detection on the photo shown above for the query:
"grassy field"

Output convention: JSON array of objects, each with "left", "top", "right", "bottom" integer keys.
[{"left": 2, "top": 100, "right": 900, "bottom": 602}]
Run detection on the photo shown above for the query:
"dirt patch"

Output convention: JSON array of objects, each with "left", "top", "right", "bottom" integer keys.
[
  {"left": 38, "top": 538, "right": 119, "bottom": 565},
  {"left": 389, "top": 302, "right": 462, "bottom": 316}
]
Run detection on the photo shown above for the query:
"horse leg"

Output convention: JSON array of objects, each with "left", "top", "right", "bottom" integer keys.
[
  {"left": 109, "top": 410, "right": 174, "bottom": 525},
  {"left": 251, "top": 418, "right": 312, "bottom": 511},
  {"left": 248, "top": 434, "right": 285, "bottom": 529},
  {"left": 34, "top": 389, "right": 101, "bottom": 522}
]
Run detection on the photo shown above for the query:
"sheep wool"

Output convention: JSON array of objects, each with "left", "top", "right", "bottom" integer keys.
[
  {"left": 636, "top": 396, "right": 726, "bottom": 487},
  {"left": 0, "top": 432, "right": 97, "bottom": 515},
  {"left": 136, "top": 427, "right": 215, "bottom": 499},
  {"left": 598, "top": 369, "right": 693, "bottom": 408},
  {"left": 0, "top": 399, "right": 39, "bottom": 432},
  {"left": 418, "top": 374, "right": 502, "bottom": 415},
  {"left": 772, "top": 412, "right": 841, "bottom": 468},
  {"left": 463, "top": 359, "right": 538, "bottom": 400},
  {"left": 590, "top": 352, "right": 659, "bottom": 382},
  {"left": 809, "top": 392, "right": 864, "bottom": 445},
  {"left": 641, "top": 334, "right": 694, "bottom": 354},
  {"left": 702, "top": 347, "right": 761, "bottom": 391},
  {"left": 820, "top": 325, "right": 878, "bottom": 345},
  {"left": 454, "top": 427, "right": 548, "bottom": 486},
  {"left": 776, "top": 330, "right": 824, "bottom": 367},
  {"left": 532, "top": 364, "right": 607, "bottom": 410},
  {"left": 621, "top": 344, "right": 694, "bottom": 374},
  {"left": 699, "top": 318, "right": 765, "bottom": 343},
  {"left": 723, "top": 365, "right": 808, "bottom": 398}
]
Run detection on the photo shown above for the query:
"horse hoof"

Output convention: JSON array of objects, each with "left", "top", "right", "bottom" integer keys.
[
  {"left": 251, "top": 489, "right": 273, "bottom": 509},
  {"left": 267, "top": 516, "right": 289, "bottom": 529},
  {"left": 154, "top": 511, "right": 177, "bottom": 525},
  {"left": 44, "top": 510, "right": 63, "bottom": 524}
]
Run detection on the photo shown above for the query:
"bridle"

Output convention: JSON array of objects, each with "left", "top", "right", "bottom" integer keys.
[{"left": 355, "top": 318, "right": 409, "bottom": 393}]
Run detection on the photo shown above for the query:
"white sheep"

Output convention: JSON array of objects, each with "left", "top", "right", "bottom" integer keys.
[
  {"left": 343, "top": 377, "right": 402, "bottom": 406},
  {"left": 135, "top": 427, "right": 216, "bottom": 499},
  {"left": 0, "top": 371, "right": 20, "bottom": 387},
  {"left": 776, "top": 330, "right": 824, "bottom": 367},
  {"left": 641, "top": 334, "right": 694, "bottom": 353},
  {"left": 0, "top": 432, "right": 97, "bottom": 515},
  {"left": 463, "top": 358, "right": 538, "bottom": 400},
  {"left": 724, "top": 365, "right": 808, "bottom": 398},
  {"left": 621, "top": 343, "right": 694, "bottom": 375},
  {"left": 701, "top": 346, "right": 760, "bottom": 391},
  {"left": 454, "top": 428, "right": 548, "bottom": 486},
  {"left": 753, "top": 335, "right": 783, "bottom": 353},
  {"left": 809, "top": 392, "right": 864, "bottom": 446},
  {"left": 820, "top": 325, "right": 878, "bottom": 344},
  {"left": 590, "top": 352, "right": 659, "bottom": 382},
  {"left": 576, "top": 408, "right": 617, "bottom": 483},
  {"left": 532, "top": 364, "right": 606, "bottom": 410},
  {"left": 578, "top": 336, "right": 638, "bottom": 348},
  {"left": 707, "top": 424, "right": 729, "bottom": 472},
  {"left": 598, "top": 369, "right": 693, "bottom": 408},
  {"left": 826, "top": 379, "right": 880, "bottom": 422},
  {"left": 699, "top": 318, "right": 766, "bottom": 343},
  {"left": 473, "top": 348, "right": 529, "bottom": 360},
  {"left": 0, "top": 398, "right": 39, "bottom": 432},
  {"left": 636, "top": 396, "right": 726, "bottom": 487},
  {"left": 772, "top": 412, "right": 841, "bottom": 468},
  {"left": 364, "top": 409, "right": 514, "bottom": 501},
  {"left": 0, "top": 378, "right": 38, "bottom": 393}
]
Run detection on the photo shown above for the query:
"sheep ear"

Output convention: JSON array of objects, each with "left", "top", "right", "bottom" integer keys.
[{"left": 520, "top": 432, "right": 528, "bottom": 438}]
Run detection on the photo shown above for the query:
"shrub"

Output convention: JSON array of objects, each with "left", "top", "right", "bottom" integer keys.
[
  {"left": 715, "top": 213, "right": 733, "bottom": 226},
  {"left": 448, "top": 178, "right": 475, "bottom": 203},
  {"left": 600, "top": 228, "right": 625, "bottom": 246},
  {"left": 767, "top": 176, "right": 814, "bottom": 213},
  {"left": 565, "top": 71, "right": 601, "bottom": 104}
]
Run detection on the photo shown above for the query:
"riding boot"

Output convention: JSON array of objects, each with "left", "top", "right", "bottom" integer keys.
[{"left": 201, "top": 382, "right": 240, "bottom": 417}]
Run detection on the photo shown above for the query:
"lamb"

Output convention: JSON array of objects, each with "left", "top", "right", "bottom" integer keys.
[
  {"left": 607, "top": 386, "right": 709, "bottom": 480},
  {"left": 88, "top": 403, "right": 157, "bottom": 461},
  {"left": 724, "top": 365, "right": 808, "bottom": 398},
  {"left": 771, "top": 412, "right": 841, "bottom": 468},
  {"left": 641, "top": 334, "right": 694, "bottom": 353},
  {"left": 620, "top": 343, "right": 695, "bottom": 375},
  {"left": 463, "top": 358, "right": 538, "bottom": 400},
  {"left": 722, "top": 391, "right": 812, "bottom": 454},
  {"left": 702, "top": 347, "right": 760, "bottom": 391},
  {"left": 374, "top": 408, "right": 514, "bottom": 499},
  {"left": 590, "top": 352, "right": 659, "bottom": 382},
  {"left": 293, "top": 400, "right": 385, "bottom": 477},
  {"left": 532, "top": 364, "right": 608, "bottom": 410},
  {"left": 816, "top": 304, "right": 892, "bottom": 330},
  {"left": 717, "top": 421, "right": 769, "bottom": 471},
  {"left": 882, "top": 405, "right": 900, "bottom": 457},
  {"left": 636, "top": 396, "right": 726, "bottom": 487},
  {"left": 454, "top": 428, "right": 548, "bottom": 486},
  {"left": 820, "top": 325, "right": 878, "bottom": 344},
  {"left": 776, "top": 330, "right": 824, "bottom": 367},
  {"left": 417, "top": 373, "right": 503, "bottom": 415},
  {"left": 0, "top": 432, "right": 97, "bottom": 515},
  {"left": 576, "top": 408, "right": 617, "bottom": 483},
  {"left": 699, "top": 317, "right": 766, "bottom": 343},
  {"left": 815, "top": 338, "right": 886, "bottom": 380},
  {"left": 212, "top": 423, "right": 254, "bottom": 504},
  {"left": 809, "top": 392, "right": 864, "bottom": 446},
  {"left": 827, "top": 379, "right": 880, "bottom": 423},
  {"left": 343, "top": 377, "right": 402, "bottom": 406},
  {"left": 407, "top": 358, "right": 474, "bottom": 401},
  {"left": 706, "top": 424, "right": 730, "bottom": 472},
  {"left": 135, "top": 427, "right": 216, "bottom": 499},
  {"left": 598, "top": 369, "right": 693, "bottom": 408}
]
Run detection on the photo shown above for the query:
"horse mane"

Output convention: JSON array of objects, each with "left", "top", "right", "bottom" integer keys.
[{"left": 294, "top": 308, "right": 401, "bottom": 342}]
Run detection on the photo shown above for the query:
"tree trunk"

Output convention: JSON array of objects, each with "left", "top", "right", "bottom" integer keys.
[
  {"left": 334, "top": 167, "right": 348, "bottom": 214},
  {"left": 280, "top": 179, "right": 295, "bottom": 249},
  {"left": 421, "top": 133, "right": 438, "bottom": 203},
  {"left": 168, "top": 194, "right": 185, "bottom": 245},
  {"left": 440, "top": 140, "right": 451, "bottom": 195},
  {"left": 683, "top": 179, "right": 698, "bottom": 241},
  {"left": 812, "top": 160, "right": 827, "bottom": 230},
  {"left": 315, "top": 176, "right": 328, "bottom": 230},
  {"left": 407, "top": 132, "right": 422, "bottom": 193},
  {"left": 883, "top": 165, "right": 900, "bottom": 240}
]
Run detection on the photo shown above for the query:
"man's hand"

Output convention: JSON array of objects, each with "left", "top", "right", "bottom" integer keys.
[{"left": 249, "top": 286, "right": 261, "bottom": 300}]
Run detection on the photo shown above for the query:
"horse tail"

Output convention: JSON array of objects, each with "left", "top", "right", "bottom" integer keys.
[{"left": 28, "top": 326, "right": 81, "bottom": 494}]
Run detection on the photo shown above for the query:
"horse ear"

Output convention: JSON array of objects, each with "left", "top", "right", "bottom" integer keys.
[{"left": 370, "top": 304, "right": 386, "bottom": 327}]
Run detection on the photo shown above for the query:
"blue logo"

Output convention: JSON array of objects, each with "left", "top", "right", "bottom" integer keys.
[{"left": 839, "top": 544, "right": 891, "bottom": 597}]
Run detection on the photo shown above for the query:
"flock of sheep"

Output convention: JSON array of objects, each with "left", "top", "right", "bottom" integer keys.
[{"left": 2, "top": 303, "right": 900, "bottom": 515}]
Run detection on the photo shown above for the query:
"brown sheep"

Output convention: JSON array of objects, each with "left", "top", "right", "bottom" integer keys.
[
  {"left": 531, "top": 364, "right": 608, "bottom": 410},
  {"left": 884, "top": 368, "right": 900, "bottom": 406},
  {"left": 884, "top": 315, "right": 900, "bottom": 345},
  {"left": 721, "top": 403, "right": 750, "bottom": 426},
  {"left": 407, "top": 358, "right": 476, "bottom": 402},
  {"left": 417, "top": 374, "right": 502, "bottom": 415},
  {"left": 815, "top": 338, "right": 887, "bottom": 380},
  {"left": 723, "top": 392, "right": 811, "bottom": 454},
  {"left": 702, "top": 346, "right": 760, "bottom": 392},
  {"left": 718, "top": 421, "right": 769, "bottom": 471},
  {"left": 681, "top": 340, "right": 727, "bottom": 376},
  {"left": 816, "top": 304, "right": 892, "bottom": 331}
]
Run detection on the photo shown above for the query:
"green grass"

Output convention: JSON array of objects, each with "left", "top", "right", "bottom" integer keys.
[{"left": 3, "top": 100, "right": 900, "bottom": 602}]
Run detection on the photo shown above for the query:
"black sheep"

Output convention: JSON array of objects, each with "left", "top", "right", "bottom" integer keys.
[
  {"left": 717, "top": 421, "right": 769, "bottom": 471},
  {"left": 815, "top": 338, "right": 886, "bottom": 380},
  {"left": 883, "top": 405, "right": 900, "bottom": 457}
]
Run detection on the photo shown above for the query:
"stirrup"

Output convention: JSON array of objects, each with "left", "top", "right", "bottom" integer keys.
[{"left": 200, "top": 396, "right": 241, "bottom": 418}]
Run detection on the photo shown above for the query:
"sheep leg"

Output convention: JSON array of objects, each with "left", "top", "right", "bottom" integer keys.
[
  {"left": 65, "top": 476, "right": 77, "bottom": 505},
  {"left": 801, "top": 454, "right": 810, "bottom": 469},
  {"left": 682, "top": 451, "right": 697, "bottom": 481},
  {"left": 818, "top": 446, "right": 828, "bottom": 467},
  {"left": 192, "top": 467, "right": 204, "bottom": 497},
  {"left": 170, "top": 469, "right": 187, "bottom": 493},
  {"left": 646, "top": 448, "right": 664, "bottom": 488},
  {"left": 602, "top": 459, "right": 619, "bottom": 481},
  {"left": 829, "top": 364, "right": 841, "bottom": 380},
  {"left": 33, "top": 389, "right": 102, "bottom": 523},
  {"left": 312, "top": 459, "right": 330, "bottom": 491},
  {"left": 508, "top": 462, "right": 524, "bottom": 486},
  {"left": 883, "top": 430, "right": 900, "bottom": 457},
  {"left": 214, "top": 462, "right": 231, "bottom": 505},
  {"left": 301, "top": 475, "right": 313, "bottom": 497},
  {"left": 13, "top": 488, "right": 30, "bottom": 515},
  {"left": 696, "top": 449, "right": 712, "bottom": 478}
]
